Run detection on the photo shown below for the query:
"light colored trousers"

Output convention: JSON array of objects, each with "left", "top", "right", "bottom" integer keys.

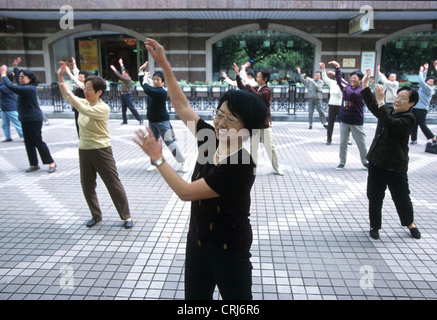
[
  {"left": 308, "top": 99, "right": 326, "bottom": 126},
  {"left": 1, "top": 110, "right": 23, "bottom": 140},
  {"left": 250, "top": 125, "right": 280, "bottom": 170},
  {"left": 339, "top": 122, "right": 368, "bottom": 166}
]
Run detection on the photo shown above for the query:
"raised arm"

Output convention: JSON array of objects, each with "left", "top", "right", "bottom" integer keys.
[
  {"left": 377, "top": 65, "right": 388, "bottom": 84},
  {"left": 1, "top": 64, "right": 34, "bottom": 95},
  {"left": 65, "top": 61, "right": 84, "bottom": 90},
  {"left": 362, "top": 67, "right": 371, "bottom": 89},
  {"left": 418, "top": 64, "right": 433, "bottom": 94},
  {"left": 144, "top": 38, "right": 199, "bottom": 134},
  {"left": 57, "top": 61, "right": 79, "bottom": 106},
  {"left": 329, "top": 61, "right": 347, "bottom": 91}
]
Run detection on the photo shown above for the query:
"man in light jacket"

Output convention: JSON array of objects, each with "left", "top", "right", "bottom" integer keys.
[{"left": 297, "top": 67, "right": 327, "bottom": 130}]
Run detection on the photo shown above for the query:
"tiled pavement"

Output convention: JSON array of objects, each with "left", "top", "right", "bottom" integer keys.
[{"left": 1, "top": 114, "right": 437, "bottom": 301}]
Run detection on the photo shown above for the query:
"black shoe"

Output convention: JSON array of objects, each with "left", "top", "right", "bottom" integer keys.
[
  {"left": 124, "top": 219, "right": 133, "bottom": 229},
  {"left": 369, "top": 229, "right": 379, "bottom": 240},
  {"left": 323, "top": 124, "right": 328, "bottom": 129},
  {"left": 26, "top": 166, "right": 40, "bottom": 173},
  {"left": 86, "top": 219, "right": 101, "bottom": 228},
  {"left": 139, "top": 119, "right": 144, "bottom": 125},
  {"left": 409, "top": 227, "right": 421, "bottom": 239},
  {"left": 411, "top": 140, "right": 417, "bottom": 145},
  {"left": 120, "top": 122, "right": 127, "bottom": 125},
  {"left": 308, "top": 126, "right": 312, "bottom": 129},
  {"left": 326, "top": 141, "right": 331, "bottom": 145},
  {"left": 2, "top": 138, "right": 12, "bottom": 142}
]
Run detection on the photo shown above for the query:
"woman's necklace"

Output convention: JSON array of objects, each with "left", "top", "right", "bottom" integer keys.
[{"left": 214, "top": 147, "right": 243, "bottom": 165}]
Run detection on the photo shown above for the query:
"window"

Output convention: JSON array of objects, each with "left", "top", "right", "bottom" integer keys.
[
  {"left": 381, "top": 31, "right": 437, "bottom": 82},
  {"left": 212, "top": 30, "right": 315, "bottom": 83}
]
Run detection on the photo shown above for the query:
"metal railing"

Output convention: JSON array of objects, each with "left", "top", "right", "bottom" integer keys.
[{"left": 38, "top": 83, "right": 437, "bottom": 115}]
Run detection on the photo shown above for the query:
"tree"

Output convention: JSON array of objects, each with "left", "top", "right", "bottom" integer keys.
[{"left": 213, "top": 30, "right": 315, "bottom": 82}]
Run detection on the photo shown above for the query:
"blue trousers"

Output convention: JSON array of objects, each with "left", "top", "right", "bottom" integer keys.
[
  {"left": 149, "top": 120, "right": 185, "bottom": 164},
  {"left": 1, "top": 110, "right": 23, "bottom": 140},
  {"left": 121, "top": 93, "right": 142, "bottom": 123}
]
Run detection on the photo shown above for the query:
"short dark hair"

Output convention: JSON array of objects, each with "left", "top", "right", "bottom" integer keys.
[
  {"left": 425, "top": 76, "right": 436, "bottom": 85},
  {"left": 350, "top": 70, "right": 364, "bottom": 80},
  {"left": 6, "top": 71, "right": 14, "bottom": 82},
  {"left": 19, "top": 69, "right": 39, "bottom": 86},
  {"left": 153, "top": 71, "right": 165, "bottom": 83},
  {"left": 79, "top": 70, "right": 89, "bottom": 77},
  {"left": 397, "top": 86, "right": 419, "bottom": 107},
  {"left": 258, "top": 69, "right": 270, "bottom": 84},
  {"left": 217, "top": 89, "right": 267, "bottom": 136},
  {"left": 245, "top": 68, "right": 255, "bottom": 78},
  {"left": 84, "top": 76, "right": 107, "bottom": 94}
]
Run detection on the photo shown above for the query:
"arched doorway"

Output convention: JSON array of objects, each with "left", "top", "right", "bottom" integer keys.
[
  {"left": 376, "top": 24, "right": 437, "bottom": 82},
  {"left": 206, "top": 23, "right": 321, "bottom": 82},
  {"left": 42, "top": 23, "right": 147, "bottom": 84}
]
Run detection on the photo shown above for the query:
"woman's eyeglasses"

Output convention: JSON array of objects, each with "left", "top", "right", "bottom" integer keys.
[{"left": 212, "top": 109, "right": 240, "bottom": 126}]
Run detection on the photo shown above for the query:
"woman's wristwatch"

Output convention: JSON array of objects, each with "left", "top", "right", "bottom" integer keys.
[{"left": 155, "top": 158, "right": 165, "bottom": 167}]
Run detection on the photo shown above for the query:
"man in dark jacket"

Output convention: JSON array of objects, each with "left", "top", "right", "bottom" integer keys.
[
  {"left": 0, "top": 71, "right": 23, "bottom": 142},
  {"left": 361, "top": 68, "right": 421, "bottom": 240},
  {"left": 110, "top": 58, "right": 143, "bottom": 125}
]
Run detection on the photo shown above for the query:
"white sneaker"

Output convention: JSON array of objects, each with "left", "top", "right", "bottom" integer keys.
[
  {"left": 181, "top": 163, "right": 189, "bottom": 173},
  {"left": 274, "top": 167, "right": 284, "bottom": 176},
  {"left": 146, "top": 165, "right": 157, "bottom": 172}
]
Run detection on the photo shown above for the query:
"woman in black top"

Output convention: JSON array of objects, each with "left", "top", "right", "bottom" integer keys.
[
  {"left": 1, "top": 60, "right": 56, "bottom": 173},
  {"left": 361, "top": 68, "right": 421, "bottom": 240},
  {"left": 134, "top": 38, "right": 267, "bottom": 300},
  {"left": 138, "top": 63, "right": 187, "bottom": 172}
]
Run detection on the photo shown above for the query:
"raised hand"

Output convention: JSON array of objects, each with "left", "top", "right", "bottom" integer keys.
[
  {"left": 13, "top": 57, "right": 21, "bottom": 67},
  {"left": 374, "top": 84, "right": 385, "bottom": 105},
  {"left": 233, "top": 63, "right": 239, "bottom": 75},
  {"left": 362, "top": 67, "right": 371, "bottom": 88},
  {"left": 145, "top": 38, "right": 168, "bottom": 66},
  {"left": 328, "top": 61, "right": 340, "bottom": 68},
  {"left": 139, "top": 61, "right": 148, "bottom": 72}
]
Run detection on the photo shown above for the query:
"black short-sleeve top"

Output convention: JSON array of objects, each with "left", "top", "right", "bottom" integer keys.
[{"left": 187, "top": 119, "right": 256, "bottom": 251}]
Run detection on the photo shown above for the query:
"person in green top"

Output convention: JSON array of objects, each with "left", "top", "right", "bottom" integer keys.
[{"left": 57, "top": 61, "right": 133, "bottom": 229}]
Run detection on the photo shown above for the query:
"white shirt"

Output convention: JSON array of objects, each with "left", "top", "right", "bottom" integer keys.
[{"left": 322, "top": 70, "right": 343, "bottom": 106}]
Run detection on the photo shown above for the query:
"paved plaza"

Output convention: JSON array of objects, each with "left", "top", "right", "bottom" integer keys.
[{"left": 0, "top": 114, "right": 437, "bottom": 301}]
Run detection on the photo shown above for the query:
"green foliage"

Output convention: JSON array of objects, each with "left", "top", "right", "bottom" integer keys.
[
  {"left": 212, "top": 30, "right": 315, "bottom": 82},
  {"left": 381, "top": 31, "right": 437, "bottom": 81}
]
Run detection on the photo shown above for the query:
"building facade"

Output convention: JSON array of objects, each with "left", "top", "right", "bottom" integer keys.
[{"left": 1, "top": 1, "right": 436, "bottom": 85}]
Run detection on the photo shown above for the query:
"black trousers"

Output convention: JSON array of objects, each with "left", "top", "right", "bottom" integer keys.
[
  {"left": 121, "top": 93, "right": 142, "bottom": 123},
  {"left": 185, "top": 244, "right": 253, "bottom": 300},
  {"left": 21, "top": 121, "right": 54, "bottom": 166},
  {"left": 73, "top": 108, "right": 80, "bottom": 138},
  {"left": 367, "top": 163, "right": 414, "bottom": 230},
  {"left": 411, "top": 108, "right": 435, "bottom": 141},
  {"left": 327, "top": 104, "right": 341, "bottom": 143}
]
